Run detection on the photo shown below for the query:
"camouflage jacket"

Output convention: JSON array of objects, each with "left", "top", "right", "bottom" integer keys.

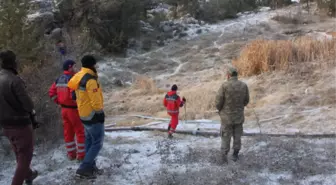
[{"left": 215, "top": 77, "right": 249, "bottom": 125}]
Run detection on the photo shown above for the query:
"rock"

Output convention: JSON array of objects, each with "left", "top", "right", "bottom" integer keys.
[
  {"left": 128, "top": 38, "right": 137, "bottom": 48},
  {"left": 129, "top": 149, "right": 140, "bottom": 154},
  {"left": 179, "top": 32, "right": 188, "bottom": 38},
  {"left": 49, "top": 27, "right": 62, "bottom": 41},
  {"left": 113, "top": 79, "right": 124, "bottom": 87},
  {"left": 162, "top": 25, "right": 172, "bottom": 32},
  {"left": 156, "top": 40, "right": 165, "bottom": 46},
  {"left": 199, "top": 20, "right": 205, "bottom": 25},
  {"left": 164, "top": 32, "right": 174, "bottom": 39},
  {"left": 142, "top": 39, "right": 152, "bottom": 51},
  {"left": 196, "top": 29, "right": 202, "bottom": 34},
  {"left": 140, "top": 20, "right": 154, "bottom": 34}
]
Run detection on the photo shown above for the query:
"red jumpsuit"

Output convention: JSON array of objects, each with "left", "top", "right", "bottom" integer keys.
[
  {"left": 163, "top": 91, "right": 185, "bottom": 135},
  {"left": 49, "top": 71, "right": 85, "bottom": 160}
]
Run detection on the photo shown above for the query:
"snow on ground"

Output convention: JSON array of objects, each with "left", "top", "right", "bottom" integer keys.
[{"left": 0, "top": 126, "right": 335, "bottom": 185}]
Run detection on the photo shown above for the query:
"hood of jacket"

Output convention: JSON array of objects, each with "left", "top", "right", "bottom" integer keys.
[{"left": 167, "top": 90, "right": 177, "bottom": 96}]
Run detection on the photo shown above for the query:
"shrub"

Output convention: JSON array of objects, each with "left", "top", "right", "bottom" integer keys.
[
  {"left": 316, "top": 0, "right": 336, "bottom": 16},
  {"left": 232, "top": 37, "right": 336, "bottom": 76},
  {"left": 0, "top": 1, "right": 62, "bottom": 148},
  {"left": 57, "top": 0, "right": 149, "bottom": 53},
  {"left": 0, "top": 0, "right": 45, "bottom": 63},
  {"left": 272, "top": 14, "right": 303, "bottom": 24},
  {"left": 20, "top": 61, "right": 63, "bottom": 145},
  {"left": 257, "top": 0, "right": 293, "bottom": 9}
]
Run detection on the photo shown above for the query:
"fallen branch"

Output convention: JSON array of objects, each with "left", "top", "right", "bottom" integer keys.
[
  {"left": 105, "top": 123, "right": 117, "bottom": 128},
  {"left": 105, "top": 126, "right": 336, "bottom": 138}
]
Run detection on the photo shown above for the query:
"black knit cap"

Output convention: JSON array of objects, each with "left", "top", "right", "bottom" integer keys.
[
  {"left": 0, "top": 50, "right": 17, "bottom": 69},
  {"left": 63, "top": 59, "right": 75, "bottom": 71},
  {"left": 81, "top": 55, "right": 97, "bottom": 68},
  {"left": 171, "top": 84, "right": 178, "bottom": 91}
]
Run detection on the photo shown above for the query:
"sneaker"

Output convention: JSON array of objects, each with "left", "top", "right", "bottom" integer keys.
[
  {"left": 168, "top": 133, "right": 173, "bottom": 139},
  {"left": 25, "top": 170, "right": 38, "bottom": 185},
  {"left": 76, "top": 168, "right": 96, "bottom": 179}
]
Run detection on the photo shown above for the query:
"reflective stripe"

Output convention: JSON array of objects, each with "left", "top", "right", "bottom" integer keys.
[
  {"left": 167, "top": 110, "right": 179, "bottom": 113},
  {"left": 66, "top": 147, "right": 76, "bottom": 152},
  {"left": 168, "top": 129, "right": 175, "bottom": 134},
  {"left": 80, "top": 110, "right": 103, "bottom": 121},
  {"left": 56, "top": 83, "right": 68, "bottom": 87},
  {"left": 166, "top": 98, "right": 177, "bottom": 101},
  {"left": 77, "top": 149, "right": 85, "bottom": 153},
  {"left": 51, "top": 96, "right": 57, "bottom": 101},
  {"left": 80, "top": 111, "right": 95, "bottom": 121},
  {"left": 66, "top": 141, "right": 76, "bottom": 146},
  {"left": 77, "top": 143, "right": 85, "bottom": 147}
]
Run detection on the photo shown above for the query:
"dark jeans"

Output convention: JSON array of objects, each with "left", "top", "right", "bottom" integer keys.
[
  {"left": 3, "top": 124, "right": 34, "bottom": 185},
  {"left": 79, "top": 123, "right": 104, "bottom": 170}
]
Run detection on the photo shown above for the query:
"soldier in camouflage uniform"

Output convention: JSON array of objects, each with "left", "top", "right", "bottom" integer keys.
[{"left": 215, "top": 67, "right": 249, "bottom": 163}]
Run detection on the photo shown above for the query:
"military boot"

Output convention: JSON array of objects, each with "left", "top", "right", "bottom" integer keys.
[
  {"left": 25, "top": 170, "right": 38, "bottom": 185},
  {"left": 232, "top": 150, "right": 239, "bottom": 162},
  {"left": 219, "top": 152, "right": 228, "bottom": 165}
]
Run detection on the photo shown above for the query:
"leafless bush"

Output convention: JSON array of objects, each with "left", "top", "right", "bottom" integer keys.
[{"left": 20, "top": 58, "right": 63, "bottom": 145}]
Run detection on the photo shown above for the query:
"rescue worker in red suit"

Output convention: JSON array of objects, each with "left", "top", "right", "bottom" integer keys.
[
  {"left": 49, "top": 60, "right": 85, "bottom": 161},
  {"left": 163, "top": 84, "right": 186, "bottom": 138}
]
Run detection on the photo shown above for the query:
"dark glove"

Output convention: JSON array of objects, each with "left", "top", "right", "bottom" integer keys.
[
  {"left": 96, "top": 112, "right": 105, "bottom": 124},
  {"left": 182, "top": 97, "right": 186, "bottom": 102},
  {"left": 30, "top": 110, "right": 41, "bottom": 129}
]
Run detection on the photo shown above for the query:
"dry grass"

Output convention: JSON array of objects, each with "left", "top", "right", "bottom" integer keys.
[
  {"left": 233, "top": 37, "right": 336, "bottom": 76},
  {"left": 105, "top": 79, "right": 223, "bottom": 120},
  {"left": 130, "top": 75, "right": 165, "bottom": 95}
]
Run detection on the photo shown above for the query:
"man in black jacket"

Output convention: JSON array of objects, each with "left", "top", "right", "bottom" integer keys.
[{"left": 0, "top": 50, "right": 40, "bottom": 185}]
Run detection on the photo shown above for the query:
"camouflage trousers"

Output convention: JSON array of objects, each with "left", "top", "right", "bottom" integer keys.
[{"left": 220, "top": 124, "right": 243, "bottom": 155}]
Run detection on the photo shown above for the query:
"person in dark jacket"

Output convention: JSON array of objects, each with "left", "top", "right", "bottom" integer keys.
[{"left": 0, "top": 50, "right": 40, "bottom": 185}]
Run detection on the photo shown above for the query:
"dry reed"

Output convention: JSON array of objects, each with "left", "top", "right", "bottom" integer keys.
[
  {"left": 233, "top": 37, "right": 336, "bottom": 76},
  {"left": 131, "top": 75, "right": 164, "bottom": 94}
]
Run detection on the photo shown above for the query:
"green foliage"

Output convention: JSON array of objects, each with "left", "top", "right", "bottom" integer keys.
[
  {"left": 58, "top": 0, "right": 149, "bottom": 53},
  {"left": 0, "top": 0, "right": 44, "bottom": 63},
  {"left": 198, "top": 0, "right": 258, "bottom": 23}
]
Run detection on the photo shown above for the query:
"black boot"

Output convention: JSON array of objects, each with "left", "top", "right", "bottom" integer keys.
[
  {"left": 232, "top": 150, "right": 239, "bottom": 162},
  {"left": 76, "top": 168, "right": 97, "bottom": 179},
  {"left": 25, "top": 170, "right": 38, "bottom": 185},
  {"left": 222, "top": 154, "right": 228, "bottom": 164},
  {"left": 219, "top": 152, "right": 228, "bottom": 165}
]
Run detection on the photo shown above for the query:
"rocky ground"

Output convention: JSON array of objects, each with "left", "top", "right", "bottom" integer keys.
[{"left": 1, "top": 129, "right": 335, "bottom": 185}]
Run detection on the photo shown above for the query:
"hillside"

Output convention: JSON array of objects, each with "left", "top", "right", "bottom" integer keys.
[{"left": 0, "top": 2, "right": 335, "bottom": 185}]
